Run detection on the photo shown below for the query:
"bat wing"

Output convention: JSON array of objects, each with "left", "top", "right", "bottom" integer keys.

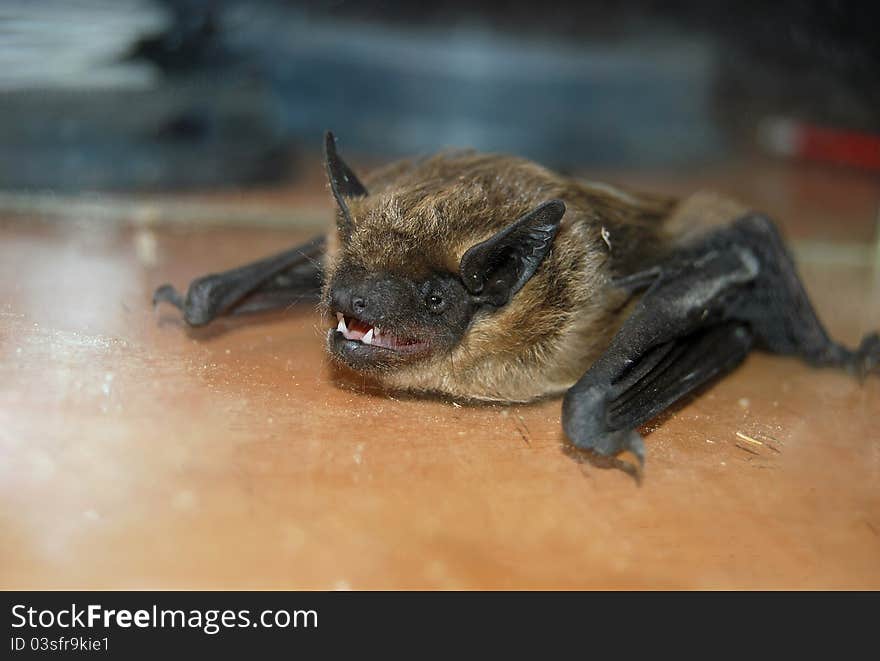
[
  {"left": 153, "top": 234, "right": 325, "bottom": 326},
  {"left": 563, "top": 213, "right": 879, "bottom": 466}
]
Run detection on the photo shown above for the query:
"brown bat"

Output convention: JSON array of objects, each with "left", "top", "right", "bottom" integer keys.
[{"left": 154, "top": 132, "right": 879, "bottom": 467}]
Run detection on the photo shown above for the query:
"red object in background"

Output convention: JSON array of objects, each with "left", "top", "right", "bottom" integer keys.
[{"left": 758, "top": 118, "right": 880, "bottom": 172}]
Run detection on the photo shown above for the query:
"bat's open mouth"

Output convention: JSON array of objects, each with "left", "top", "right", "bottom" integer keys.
[{"left": 329, "top": 312, "right": 431, "bottom": 358}]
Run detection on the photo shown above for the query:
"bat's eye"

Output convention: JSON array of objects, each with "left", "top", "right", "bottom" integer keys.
[{"left": 425, "top": 292, "right": 446, "bottom": 313}]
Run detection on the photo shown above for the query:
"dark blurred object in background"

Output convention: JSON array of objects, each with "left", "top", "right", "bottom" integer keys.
[{"left": 1, "top": 0, "right": 877, "bottom": 191}]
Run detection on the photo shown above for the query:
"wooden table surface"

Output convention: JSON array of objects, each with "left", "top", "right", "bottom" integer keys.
[{"left": 1, "top": 161, "right": 879, "bottom": 589}]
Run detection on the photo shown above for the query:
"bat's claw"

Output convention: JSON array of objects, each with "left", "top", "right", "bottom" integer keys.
[
  {"left": 153, "top": 284, "right": 185, "bottom": 312},
  {"left": 563, "top": 385, "right": 646, "bottom": 479},
  {"left": 853, "top": 332, "right": 880, "bottom": 379},
  {"left": 585, "top": 429, "right": 644, "bottom": 464},
  {"left": 567, "top": 430, "right": 645, "bottom": 483},
  {"left": 152, "top": 281, "right": 215, "bottom": 326}
]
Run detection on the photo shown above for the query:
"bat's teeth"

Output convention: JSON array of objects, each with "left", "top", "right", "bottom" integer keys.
[
  {"left": 337, "top": 317, "right": 348, "bottom": 334},
  {"left": 362, "top": 328, "right": 374, "bottom": 345},
  {"left": 374, "top": 326, "right": 382, "bottom": 337}
]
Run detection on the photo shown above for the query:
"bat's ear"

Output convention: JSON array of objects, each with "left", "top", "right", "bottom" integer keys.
[
  {"left": 324, "top": 131, "right": 368, "bottom": 239},
  {"left": 460, "top": 200, "right": 565, "bottom": 307}
]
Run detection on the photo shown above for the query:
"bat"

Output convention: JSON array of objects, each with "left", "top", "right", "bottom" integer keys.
[{"left": 154, "top": 132, "right": 879, "bottom": 469}]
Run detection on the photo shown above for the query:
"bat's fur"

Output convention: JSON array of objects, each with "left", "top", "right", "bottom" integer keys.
[{"left": 322, "top": 150, "right": 725, "bottom": 402}]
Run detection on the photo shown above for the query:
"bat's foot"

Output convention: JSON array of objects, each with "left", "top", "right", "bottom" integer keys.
[
  {"left": 802, "top": 331, "right": 880, "bottom": 379},
  {"left": 852, "top": 332, "right": 880, "bottom": 379}
]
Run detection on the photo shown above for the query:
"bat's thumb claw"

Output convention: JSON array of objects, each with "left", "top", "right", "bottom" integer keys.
[
  {"left": 625, "top": 432, "right": 646, "bottom": 467},
  {"left": 616, "top": 430, "right": 645, "bottom": 484},
  {"left": 563, "top": 387, "right": 646, "bottom": 481},
  {"left": 152, "top": 284, "right": 185, "bottom": 311}
]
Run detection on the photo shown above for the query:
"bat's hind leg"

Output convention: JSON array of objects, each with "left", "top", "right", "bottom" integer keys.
[
  {"left": 153, "top": 235, "right": 325, "bottom": 326},
  {"left": 729, "top": 214, "right": 879, "bottom": 377}
]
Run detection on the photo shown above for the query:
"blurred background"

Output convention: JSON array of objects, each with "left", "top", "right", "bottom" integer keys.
[{"left": 2, "top": 0, "right": 879, "bottom": 192}]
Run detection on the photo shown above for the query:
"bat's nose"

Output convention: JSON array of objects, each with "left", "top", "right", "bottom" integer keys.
[
  {"left": 329, "top": 285, "right": 353, "bottom": 315},
  {"left": 329, "top": 275, "right": 411, "bottom": 323},
  {"left": 329, "top": 284, "right": 378, "bottom": 319},
  {"left": 351, "top": 297, "right": 367, "bottom": 315}
]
